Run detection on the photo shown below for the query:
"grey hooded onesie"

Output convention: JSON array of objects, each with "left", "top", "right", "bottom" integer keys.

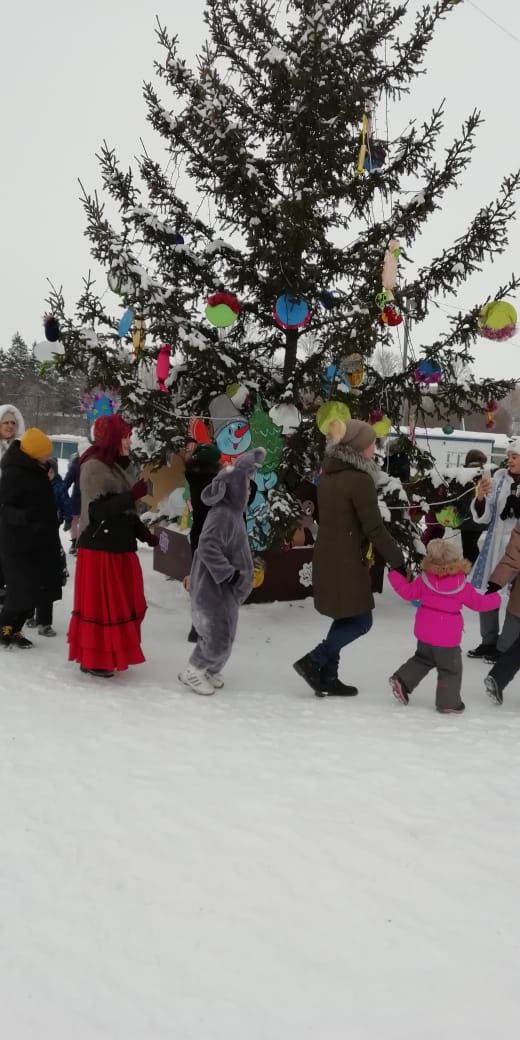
[{"left": 190, "top": 448, "right": 265, "bottom": 674}]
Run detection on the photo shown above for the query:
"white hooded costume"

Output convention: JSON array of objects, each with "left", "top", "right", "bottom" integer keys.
[{"left": 0, "top": 404, "right": 25, "bottom": 467}]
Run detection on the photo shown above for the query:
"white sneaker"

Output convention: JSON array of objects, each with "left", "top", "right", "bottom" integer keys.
[
  {"left": 205, "top": 671, "right": 224, "bottom": 689},
  {"left": 178, "top": 667, "right": 215, "bottom": 696}
]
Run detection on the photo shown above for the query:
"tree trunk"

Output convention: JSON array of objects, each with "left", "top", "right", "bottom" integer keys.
[{"left": 283, "top": 327, "right": 299, "bottom": 382}]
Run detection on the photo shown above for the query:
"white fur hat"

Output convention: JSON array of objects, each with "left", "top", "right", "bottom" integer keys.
[{"left": 507, "top": 437, "right": 520, "bottom": 455}]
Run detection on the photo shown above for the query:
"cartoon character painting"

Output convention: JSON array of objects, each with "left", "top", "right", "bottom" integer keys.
[{"left": 209, "top": 395, "right": 252, "bottom": 462}]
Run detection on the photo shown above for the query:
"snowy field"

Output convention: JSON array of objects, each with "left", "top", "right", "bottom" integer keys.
[{"left": 2, "top": 546, "right": 520, "bottom": 1039}]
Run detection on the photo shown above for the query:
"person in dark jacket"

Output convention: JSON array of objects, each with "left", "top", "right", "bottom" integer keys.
[
  {"left": 184, "top": 443, "right": 223, "bottom": 642},
  {"left": 27, "top": 458, "right": 71, "bottom": 636},
  {"left": 63, "top": 453, "right": 81, "bottom": 553},
  {"left": 294, "top": 419, "right": 405, "bottom": 697},
  {"left": 459, "top": 449, "right": 488, "bottom": 564},
  {"left": 0, "top": 428, "right": 62, "bottom": 648},
  {"left": 68, "top": 414, "right": 157, "bottom": 678}
]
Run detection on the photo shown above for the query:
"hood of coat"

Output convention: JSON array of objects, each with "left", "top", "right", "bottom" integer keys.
[
  {"left": 0, "top": 404, "right": 25, "bottom": 447},
  {"left": 201, "top": 448, "right": 266, "bottom": 512},
  {"left": 324, "top": 442, "right": 380, "bottom": 486},
  {"left": 422, "top": 557, "right": 471, "bottom": 579},
  {"left": 420, "top": 570, "right": 468, "bottom": 596},
  {"left": 1, "top": 440, "right": 48, "bottom": 476}
]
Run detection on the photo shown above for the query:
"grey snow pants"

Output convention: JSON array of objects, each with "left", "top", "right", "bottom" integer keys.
[
  {"left": 395, "top": 641, "right": 463, "bottom": 711},
  {"left": 480, "top": 608, "right": 520, "bottom": 652}
]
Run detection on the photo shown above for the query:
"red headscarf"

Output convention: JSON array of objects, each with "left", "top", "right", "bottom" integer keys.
[{"left": 80, "top": 414, "right": 132, "bottom": 467}]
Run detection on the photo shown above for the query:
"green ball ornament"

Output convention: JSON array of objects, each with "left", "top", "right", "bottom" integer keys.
[{"left": 316, "top": 400, "right": 351, "bottom": 436}]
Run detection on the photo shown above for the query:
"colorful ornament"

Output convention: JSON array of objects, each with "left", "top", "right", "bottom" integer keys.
[
  {"left": 252, "top": 557, "right": 266, "bottom": 589},
  {"left": 442, "top": 425, "right": 455, "bottom": 436},
  {"left": 378, "top": 303, "right": 403, "bottom": 327},
  {"left": 381, "top": 239, "right": 401, "bottom": 303},
  {"left": 156, "top": 343, "right": 171, "bottom": 392},
  {"left": 356, "top": 112, "right": 369, "bottom": 175},
  {"left": 436, "top": 505, "right": 463, "bottom": 529},
  {"left": 107, "top": 270, "right": 133, "bottom": 296},
  {"left": 274, "top": 294, "right": 311, "bottom": 330},
  {"left": 364, "top": 141, "right": 387, "bottom": 172},
  {"left": 174, "top": 233, "right": 185, "bottom": 245},
  {"left": 268, "top": 402, "right": 302, "bottom": 435},
  {"left": 478, "top": 300, "right": 517, "bottom": 342},
  {"left": 316, "top": 400, "right": 351, "bottom": 436},
  {"left": 43, "top": 314, "right": 60, "bottom": 343},
  {"left": 415, "top": 359, "right": 442, "bottom": 385},
  {"left": 344, "top": 353, "right": 365, "bottom": 389},
  {"left": 226, "top": 383, "right": 250, "bottom": 408},
  {"left": 81, "top": 387, "right": 119, "bottom": 424},
  {"left": 118, "top": 308, "right": 135, "bottom": 337},
  {"left": 205, "top": 292, "right": 241, "bottom": 328},
  {"left": 485, "top": 399, "right": 499, "bottom": 430},
  {"left": 319, "top": 290, "right": 337, "bottom": 311},
  {"left": 369, "top": 410, "right": 392, "bottom": 438},
  {"left": 132, "top": 315, "right": 146, "bottom": 356},
  {"left": 321, "top": 363, "right": 350, "bottom": 397},
  {"left": 249, "top": 401, "right": 283, "bottom": 472}
]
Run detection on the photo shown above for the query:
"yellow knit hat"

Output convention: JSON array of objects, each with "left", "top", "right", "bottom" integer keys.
[{"left": 20, "top": 428, "right": 53, "bottom": 461}]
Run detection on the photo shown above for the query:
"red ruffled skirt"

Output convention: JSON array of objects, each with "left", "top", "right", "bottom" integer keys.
[{"left": 68, "top": 549, "right": 146, "bottom": 672}]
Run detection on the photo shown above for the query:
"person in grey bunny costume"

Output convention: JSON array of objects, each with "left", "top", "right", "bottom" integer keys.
[{"left": 179, "top": 447, "right": 266, "bottom": 695}]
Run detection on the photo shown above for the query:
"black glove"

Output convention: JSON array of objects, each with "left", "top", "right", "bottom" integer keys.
[
  {"left": 63, "top": 518, "right": 72, "bottom": 532},
  {"left": 486, "top": 581, "right": 501, "bottom": 594},
  {"left": 146, "top": 531, "right": 160, "bottom": 548},
  {"left": 226, "top": 569, "right": 241, "bottom": 586}
]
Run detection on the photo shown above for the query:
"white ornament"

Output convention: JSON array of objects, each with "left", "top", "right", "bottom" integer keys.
[
  {"left": 298, "top": 561, "right": 313, "bottom": 588},
  {"left": 269, "top": 403, "right": 302, "bottom": 434}
]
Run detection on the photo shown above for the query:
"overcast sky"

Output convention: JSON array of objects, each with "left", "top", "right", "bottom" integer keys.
[{"left": 1, "top": 1, "right": 519, "bottom": 381}]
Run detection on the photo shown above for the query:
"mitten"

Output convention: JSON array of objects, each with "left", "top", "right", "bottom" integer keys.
[
  {"left": 130, "top": 478, "right": 149, "bottom": 501},
  {"left": 146, "top": 531, "right": 160, "bottom": 548},
  {"left": 394, "top": 564, "right": 409, "bottom": 578},
  {"left": 486, "top": 581, "right": 501, "bottom": 594}
]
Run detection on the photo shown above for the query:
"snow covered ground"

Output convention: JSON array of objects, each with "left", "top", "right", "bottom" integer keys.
[{"left": 2, "top": 547, "right": 520, "bottom": 1039}]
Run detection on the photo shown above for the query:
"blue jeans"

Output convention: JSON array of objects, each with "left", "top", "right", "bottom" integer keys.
[{"left": 310, "top": 612, "right": 373, "bottom": 680}]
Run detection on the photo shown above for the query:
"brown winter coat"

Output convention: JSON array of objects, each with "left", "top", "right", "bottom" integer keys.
[
  {"left": 313, "top": 443, "right": 404, "bottom": 619},
  {"left": 489, "top": 526, "right": 520, "bottom": 618}
]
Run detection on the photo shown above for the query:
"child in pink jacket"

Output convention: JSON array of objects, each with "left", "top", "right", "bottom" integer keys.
[{"left": 388, "top": 539, "right": 501, "bottom": 714}]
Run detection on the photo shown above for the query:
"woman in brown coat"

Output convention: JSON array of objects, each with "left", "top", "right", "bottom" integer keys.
[{"left": 294, "top": 419, "right": 405, "bottom": 697}]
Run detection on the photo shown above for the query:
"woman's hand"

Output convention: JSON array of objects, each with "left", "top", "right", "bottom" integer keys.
[
  {"left": 476, "top": 475, "right": 492, "bottom": 501},
  {"left": 182, "top": 575, "right": 191, "bottom": 592}
]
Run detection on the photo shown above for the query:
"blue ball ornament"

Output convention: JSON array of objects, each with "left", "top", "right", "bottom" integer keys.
[{"left": 274, "top": 294, "right": 311, "bottom": 330}]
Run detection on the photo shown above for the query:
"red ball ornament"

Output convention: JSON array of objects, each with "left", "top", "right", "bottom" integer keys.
[{"left": 378, "top": 303, "right": 403, "bottom": 327}]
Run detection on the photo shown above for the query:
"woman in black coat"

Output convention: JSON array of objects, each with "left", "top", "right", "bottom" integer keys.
[{"left": 0, "top": 428, "right": 62, "bottom": 647}]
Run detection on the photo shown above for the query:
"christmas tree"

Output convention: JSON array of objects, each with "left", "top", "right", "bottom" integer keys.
[{"left": 47, "top": 0, "right": 519, "bottom": 558}]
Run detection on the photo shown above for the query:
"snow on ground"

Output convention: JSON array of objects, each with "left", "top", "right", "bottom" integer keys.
[{"left": 2, "top": 547, "right": 520, "bottom": 1039}]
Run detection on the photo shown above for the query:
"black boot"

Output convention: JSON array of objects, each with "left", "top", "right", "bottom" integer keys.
[
  {"left": 318, "top": 676, "right": 358, "bottom": 697},
  {"left": 485, "top": 675, "right": 503, "bottom": 705},
  {"left": 467, "top": 643, "right": 498, "bottom": 663},
  {"left": 293, "top": 654, "right": 323, "bottom": 693},
  {"left": 80, "top": 666, "right": 114, "bottom": 678}
]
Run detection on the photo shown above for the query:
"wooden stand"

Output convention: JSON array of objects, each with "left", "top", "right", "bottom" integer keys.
[{"left": 153, "top": 526, "right": 313, "bottom": 603}]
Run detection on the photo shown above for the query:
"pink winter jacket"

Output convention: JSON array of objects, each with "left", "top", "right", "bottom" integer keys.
[{"left": 388, "top": 569, "right": 501, "bottom": 648}]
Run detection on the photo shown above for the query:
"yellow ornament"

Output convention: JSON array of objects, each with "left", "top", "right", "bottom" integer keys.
[
  {"left": 371, "top": 415, "right": 392, "bottom": 438},
  {"left": 132, "top": 314, "right": 146, "bottom": 356},
  {"left": 316, "top": 400, "right": 351, "bottom": 436},
  {"left": 345, "top": 353, "right": 364, "bottom": 389},
  {"left": 252, "top": 559, "right": 266, "bottom": 589}
]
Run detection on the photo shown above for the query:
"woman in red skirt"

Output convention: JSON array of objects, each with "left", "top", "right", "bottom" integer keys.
[{"left": 69, "top": 414, "right": 157, "bottom": 677}]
